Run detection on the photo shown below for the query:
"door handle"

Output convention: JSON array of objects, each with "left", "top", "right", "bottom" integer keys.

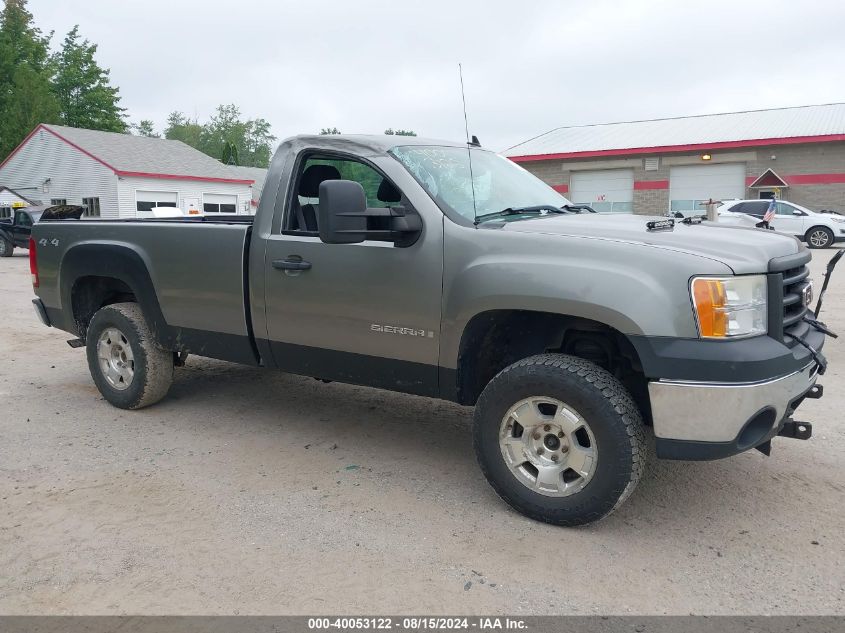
[{"left": 272, "top": 257, "right": 312, "bottom": 271}]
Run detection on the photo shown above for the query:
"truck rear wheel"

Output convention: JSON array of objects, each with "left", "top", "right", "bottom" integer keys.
[
  {"left": 86, "top": 302, "right": 173, "bottom": 409},
  {"left": 473, "top": 354, "right": 646, "bottom": 526},
  {"left": 0, "top": 237, "right": 13, "bottom": 257}
]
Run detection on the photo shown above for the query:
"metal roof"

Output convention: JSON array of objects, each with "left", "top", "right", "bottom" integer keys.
[
  {"left": 39, "top": 124, "right": 255, "bottom": 183},
  {"left": 505, "top": 103, "right": 845, "bottom": 160}
]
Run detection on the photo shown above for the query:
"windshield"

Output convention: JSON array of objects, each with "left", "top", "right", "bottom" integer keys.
[{"left": 390, "top": 145, "right": 570, "bottom": 222}]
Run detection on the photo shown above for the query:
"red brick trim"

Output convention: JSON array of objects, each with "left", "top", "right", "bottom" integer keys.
[{"left": 634, "top": 180, "right": 669, "bottom": 190}]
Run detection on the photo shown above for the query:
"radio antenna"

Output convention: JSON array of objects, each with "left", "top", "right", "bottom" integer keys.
[{"left": 458, "top": 64, "right": 479, "bottom": 226}]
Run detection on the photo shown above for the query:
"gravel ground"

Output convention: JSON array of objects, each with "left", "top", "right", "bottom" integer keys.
[{"left": 0, "top": 247, "right": 843, "bottom": 615}]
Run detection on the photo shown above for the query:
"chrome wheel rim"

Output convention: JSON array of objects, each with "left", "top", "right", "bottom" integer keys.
[
  {"left": 96, "top": 327, "right": 135, "bottom": 390},
  {"left": 499, "top": 397, "right": 598, "bottom": 497},
  {"left": 809, "top": 230, "right": 830, "bottom": 247}
]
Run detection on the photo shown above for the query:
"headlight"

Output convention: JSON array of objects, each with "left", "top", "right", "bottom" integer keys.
[
  {"left": 691, "top": 275, "right": 767, "bottom": 338},
  {"left": 829, "top": 217, "right": 845, "bottom": 223}
]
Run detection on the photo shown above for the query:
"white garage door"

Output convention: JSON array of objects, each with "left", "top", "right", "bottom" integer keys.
[
  {"left": 203, "top": 193, "right": 238, "bottom": 214},
  {"left": 669, "top": 164, "right": 745, "bottom": 214},
  {"left": 570, "top": 170, "right": 634, "bottom": 213},
  {"left": 136, "top": 190, "right": 178, "bottom": 212}
]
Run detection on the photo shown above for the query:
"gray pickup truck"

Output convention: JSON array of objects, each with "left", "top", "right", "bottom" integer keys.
[{"left": 30, "top": 135, "right": 836, "bottom": 526}]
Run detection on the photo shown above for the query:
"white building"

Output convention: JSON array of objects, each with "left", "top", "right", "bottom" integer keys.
[{"left": 0, "top": 124, "right": 268, "bottom": 218}]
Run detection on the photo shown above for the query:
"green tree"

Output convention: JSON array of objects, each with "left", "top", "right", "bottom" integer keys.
[
  {"left": 51, "top": 25, "right": 126, "bottom": 131},
  {"left": 221, "top": 140, "right": 239, "bottom": 166},
  {"left": 164, "top": 111, "right": 203, "bottom": 147},
  {"left": 320, "top": 127, "right": 341, "bottom": 135},
  {"left": 0, "top": 0, "right": 60, "bottom": 160},
  {"left": 199, "top": 104, "right": 275, "bottom": 168},
  {"left": 384, "top": 128, "right": 417, "bottom": 136},
  {"left": 131, "top": 119, "right": 158, "bottom": 137}
]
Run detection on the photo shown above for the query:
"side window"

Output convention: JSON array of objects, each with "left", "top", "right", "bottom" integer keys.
[
  {"left": 743, "top": 201, "right": 769, "bottom": 217},
  {"left": 285, "top": 155, "right": 402, "bottom": 233},
  {"left": 776, "top": 202, "right": 798, "bottom": 216},
  {"left": 16, "top": 211, "right": 31, "bottom": 227}
]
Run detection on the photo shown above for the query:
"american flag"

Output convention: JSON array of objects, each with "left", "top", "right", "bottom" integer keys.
[{"left": 763, "top": 199, "right": 776, "bottom": 223}]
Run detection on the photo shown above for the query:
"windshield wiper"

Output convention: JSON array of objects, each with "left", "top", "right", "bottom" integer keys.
[
  {"left": 475, "top": 205, "right": 568, "bottom": 223},
  {"left": 562, "top": 204, "right": 596, "bottom": 214}
]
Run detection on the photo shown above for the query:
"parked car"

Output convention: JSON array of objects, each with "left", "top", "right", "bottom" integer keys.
[
  {"left": 0, "top": 207, "right": 42, "bottom": 257},
  {"left": 719, "top": 199, "right": 845, "bottom": 248},
  {"left": 28, "top": 135, "right": 837, "bottom": 526}
]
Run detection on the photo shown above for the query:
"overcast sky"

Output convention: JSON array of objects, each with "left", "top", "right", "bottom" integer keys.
[{"left": 29, "top": 0, "right": 845, "bottom": 151}]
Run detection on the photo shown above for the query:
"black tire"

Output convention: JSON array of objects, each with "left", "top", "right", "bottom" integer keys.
[
  {"left": 0, "top": 237, "right": 13, "bottom": 257},
  {"left": 86, "top": 302, "right": 174, "bottom": 409},
  {"left": 805, "top": 226, "right": 834, "bottom": 249},
  {"left": 474, "top": 353, "right": 646, "bottom": 527}
]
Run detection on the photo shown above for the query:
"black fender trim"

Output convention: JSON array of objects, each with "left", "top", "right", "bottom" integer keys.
[{"left": 58, "top": 243, "right": 260, "bottom": 366}]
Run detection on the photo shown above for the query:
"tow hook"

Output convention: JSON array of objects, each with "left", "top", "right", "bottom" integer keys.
[
  {"left": 778, "top": 419, "right": 813, "bottom": 440},
  {"left": 805, "top": 384, "right": 823, "bottom": 399}
]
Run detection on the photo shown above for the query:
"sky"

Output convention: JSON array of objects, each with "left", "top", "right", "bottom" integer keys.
[{"left": 28, "top": 0, "right": 845, "bottom": 152}]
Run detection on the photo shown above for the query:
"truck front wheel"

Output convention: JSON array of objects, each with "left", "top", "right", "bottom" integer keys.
[
  {"left": 86, "top": 302, "right": 174, "bottom": 409},
  {"left": 0, "top": 237, "right": 13, "bottom": 257},
  {"left": 473, "top": 354, "right": 646, "bottom": 526}
]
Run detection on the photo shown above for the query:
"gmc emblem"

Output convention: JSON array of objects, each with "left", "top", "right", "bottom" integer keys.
[{"left": 801, "top": 281, "right": 814, "bottom": 308}]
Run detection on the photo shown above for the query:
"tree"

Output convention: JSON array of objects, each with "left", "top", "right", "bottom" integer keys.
[
  {"left": 320, "top": 127, "right": 341, "bottom": 135},
  {"left": 200, "top": 104, "right": 275, "bottom": 168},
  {"left": 384, "top": 128, "right": 417, "bottom": 136},
  {"left": 51, "top": 25, "right": 126, "bottom": 131},
  {"left": 0, "top": 0, "right": 60, "bottom": 160},
  {"left": 131, "top": 119, "right": 158, "bottom": 137},
  {"left": 165, "top": 105, "right": 276, "bottom": 168},
  {"left": 164, "top": 111, "right": 203, "bottom": 148}
]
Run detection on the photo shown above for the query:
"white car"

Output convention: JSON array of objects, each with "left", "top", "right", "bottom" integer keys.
[{"left": 718, "top": 199, "right": 845, "bottom": 249}]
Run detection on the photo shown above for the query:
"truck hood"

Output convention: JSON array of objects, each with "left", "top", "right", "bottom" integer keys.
[{"left": 496, "top": 213, "right": 802, "bottom": 274}]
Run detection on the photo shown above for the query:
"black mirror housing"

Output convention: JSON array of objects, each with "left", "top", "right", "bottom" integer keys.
[
  {"left": 317, "top": 178, "right": 422, "bottom": 247},
  {"left": 318, "top": 180, "right": 367, "bottom": 244}
]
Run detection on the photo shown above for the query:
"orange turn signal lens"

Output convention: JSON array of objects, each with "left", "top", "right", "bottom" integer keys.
[{"left": 691, "top": 278, "right": 728, "bottom": 337}]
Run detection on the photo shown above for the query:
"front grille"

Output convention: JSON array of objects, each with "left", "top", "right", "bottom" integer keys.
[
  {"left": 769, "top": 250, "right": 812, "bottom": 344},
  {"left": 781, "top": 264, "right": 810, "bottom": 330}
]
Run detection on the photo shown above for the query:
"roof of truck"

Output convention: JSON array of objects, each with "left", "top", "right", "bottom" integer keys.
[{"left": 287, "top": 134, "right": 472, "bottom": 154}]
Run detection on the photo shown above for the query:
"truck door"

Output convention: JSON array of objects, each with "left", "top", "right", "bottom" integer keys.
[{"left": 262, "top": 152, "right": 444, "bottom": 396}]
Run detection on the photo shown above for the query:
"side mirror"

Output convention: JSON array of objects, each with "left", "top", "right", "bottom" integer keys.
[
  {"left": 318, "top": 179, "right": 367, "bottom": 244},
  {"left": 792, "top": 210, "right": 804, "bottom": 216},
  {"left": 317, "top": 178, "right": 423, "bottom": 247}
]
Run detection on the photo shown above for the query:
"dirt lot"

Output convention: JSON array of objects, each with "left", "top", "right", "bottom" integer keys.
[{"left": 1, "top": 247, "right": 843, "bottom": 615}]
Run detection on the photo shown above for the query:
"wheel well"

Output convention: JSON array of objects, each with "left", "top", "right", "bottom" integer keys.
[
  {"left": 71, "top": 276, "right": 136, "bottom": 338},
  {"left": 456, "top": 310, "right": 650, "bottom": 422}
]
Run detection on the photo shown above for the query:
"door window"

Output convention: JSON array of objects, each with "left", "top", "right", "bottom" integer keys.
[
  {"left": 15, "top": 211, "right": 32, "bottom": 227},
  {"left": 776, "top": 202, "right": 801, "bottom": 216},
  {"left": 285, "top": 155, "right": 401, "bottom": 233}
]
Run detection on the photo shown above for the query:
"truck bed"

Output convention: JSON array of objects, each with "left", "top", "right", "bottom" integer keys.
[{"left": 34, "top": 217, "right": 259, "bottom": 365}]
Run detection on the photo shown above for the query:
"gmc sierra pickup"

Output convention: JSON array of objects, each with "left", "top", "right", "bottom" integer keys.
[{"left": 29, "top": 134, "right": 837, "bottom": 526}]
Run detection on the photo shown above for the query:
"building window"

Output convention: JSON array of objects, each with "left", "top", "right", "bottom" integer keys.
[
  {"left": 50, "top": 198, "right": 67, "bottom": 205},
  {"left": 670, "top": 199, "right": 710, "bottom": 214},
  {"left": 203, "top": 202, "right": 237, "bottom": 213},
  {"left": 82, "top": 197, "right": 101, "bottom": 218},
  {"left": 583, "top": 201, "right": 633, "bottom": 213}
]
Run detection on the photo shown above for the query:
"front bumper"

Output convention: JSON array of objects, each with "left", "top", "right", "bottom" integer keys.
[{"left": 649, "top": 360, "right": 820, "bottom": 460}]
